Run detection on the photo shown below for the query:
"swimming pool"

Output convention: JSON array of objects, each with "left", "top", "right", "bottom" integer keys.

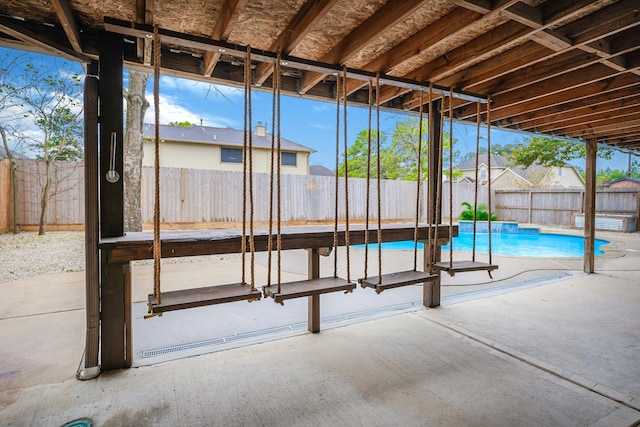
[{"left": 357, "top": 232, "right": 609, "bottom": 258}]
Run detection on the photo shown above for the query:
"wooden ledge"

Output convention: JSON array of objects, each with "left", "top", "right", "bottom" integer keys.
[
  {"left": 360, "top": 270, "right": 439, "bottom": 294},
  {"left": 148, "top": 283, "right": 261, "bottom": 314},
  {"left": 263, "top": 277, "right": 356, "bottom": 305}
]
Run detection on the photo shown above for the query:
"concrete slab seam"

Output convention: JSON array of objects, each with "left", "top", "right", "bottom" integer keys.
[{"left": 416, "top": 314, "right": 640, "bottom": 413}]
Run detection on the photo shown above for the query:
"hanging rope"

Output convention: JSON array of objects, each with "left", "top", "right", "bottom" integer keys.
[
  {"left": 430, "top": 85, "right": 442, "bottom": 270},
  {"left": 342, "top": 65, "right": 351, "bottom": 283},
  {"left": 413, "top": 90, "right": 424, "bottom": 271},
  {"left": 333, "top": 74, "right": 340, "bottom": 278},
  {"left": 448, "top": 89, "right": 454, "bottom": 267},
  {"left": 472, "top": 101, "right": 481, "bottom": 262},
  {"left": 375, "top": 73, "right": 382, "bottom": 283},
  {"left": 151, "top": 24, "right": 162, "bottom": 311},
  {"left": 363, "top": 81, "right": 373, "bottom": 280},
  {"left": 267, "top": 55, "right": 277, "bottom": 289},
  {"left": 487, "top": 96, "right": 493, "bottom": 266},
  {"left": 241, "top": 47, "right": 256, "bottom": 289},
  {"left": 276, "top": 56, "right": 283, "bottom": 292}
]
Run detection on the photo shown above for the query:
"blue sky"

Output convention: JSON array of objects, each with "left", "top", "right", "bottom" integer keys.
[{"left": 2, "top": 47, "right": 634, "bottom": 171}]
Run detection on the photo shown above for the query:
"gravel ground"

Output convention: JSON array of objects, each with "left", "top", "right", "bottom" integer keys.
[
  {"left": 0, "top": 231, "right": 240, "bottom": 284},
  {"left": 0, "top": 231, "right": 86, "bottom": 283}
]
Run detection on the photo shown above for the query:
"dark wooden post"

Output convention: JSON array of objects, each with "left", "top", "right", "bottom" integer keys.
[
  {"left": 425, "top": 98, "right": 442, "bottom": 307},
  {"left": 584, "top": 138, "right": 596, "bottom": 273},
  {"left": 307, "top": 248, "right": 321, "bottom": 333},
  {"left": 80, "top": 60, "right": 100, "bottom": 378},
  {"left": 99, "top": 32, "right": 128, "bottom": 370}
]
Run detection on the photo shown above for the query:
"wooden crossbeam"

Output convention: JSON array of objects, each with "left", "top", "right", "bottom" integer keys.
[
  {"left": 202, "top": 0, "right": 248, "bottom": 77},
  {"left": 50, "top": 0, "right": 82, "bottom": 53}
]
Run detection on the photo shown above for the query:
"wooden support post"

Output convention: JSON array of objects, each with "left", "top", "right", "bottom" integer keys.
[
  {"left": 99, "top": 32, "right": 127, "bottom": 370},
  {"left": 101, "top": 252, "right": 127, "bottom": 370},
  {"left": 428, "top": 99, "right": 442, "bottom": 226},
  {"left": 99, "top": 32, "right": 124, "bottom": 238},
  {"left": 82, "top": 60, "right": 100, "bottom": 375},
  {"left": 423, "top": 242, "right": 441, "bottom": 308},
  {"left": 307, "top": 248, "right": 321, "bottom": 333},
  {"left": 124, "top": 263, "right": 132, "bottom": 368},
  {"left": 584, "top": 138, "right": 596, "bottom": 273}
]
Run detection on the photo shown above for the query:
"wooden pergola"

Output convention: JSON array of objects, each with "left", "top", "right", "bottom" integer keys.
[{"left": 1, "top": 0, "right": 638, "bottom": 374}]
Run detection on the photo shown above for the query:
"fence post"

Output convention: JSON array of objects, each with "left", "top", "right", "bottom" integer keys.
[{"left": 0, "top": 159, "right": 9, "bottom": 233}]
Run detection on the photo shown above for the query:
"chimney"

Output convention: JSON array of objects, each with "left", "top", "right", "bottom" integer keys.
[{"left": 255, "top": 121, "right": 267, "bottom": 137}]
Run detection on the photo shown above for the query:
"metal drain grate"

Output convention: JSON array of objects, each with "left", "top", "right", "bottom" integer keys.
[{"left": 140, "top": 301, "right": 423, "bottom": 359}]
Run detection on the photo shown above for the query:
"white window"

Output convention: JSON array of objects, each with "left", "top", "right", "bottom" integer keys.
[{"left": 480, "top": 168, "right": 487, "bottom": 181}]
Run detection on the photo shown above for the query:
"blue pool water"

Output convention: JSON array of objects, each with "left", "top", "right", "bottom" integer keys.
[{"left": 358, "top": 232, "right": 609, "bottom": 258}]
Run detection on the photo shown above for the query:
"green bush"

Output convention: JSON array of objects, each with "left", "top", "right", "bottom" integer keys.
[{"left": 459, "top": 201, "right": 498, "bottom": 221}]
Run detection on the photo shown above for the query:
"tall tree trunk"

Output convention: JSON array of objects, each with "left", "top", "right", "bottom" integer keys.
[
  {"left": 123, "top": 70, "right": 150, "bottom": 232},
  {"left": 38, "top": 159, "right": 51, "bottom": 235},
  {"left": 0, "top": 126, "right": 19, "bottom": 233}
]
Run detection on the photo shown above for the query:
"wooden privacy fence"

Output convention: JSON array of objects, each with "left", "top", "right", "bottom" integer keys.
[
  {"left": 139, "top": 167, "right": 481, "bottom": 224},
  {"left": 9, "top": 159, "right": 639, "bottom": 231},
  {"left": 495, "top": 189, "right": 640, "bottom": 227}
]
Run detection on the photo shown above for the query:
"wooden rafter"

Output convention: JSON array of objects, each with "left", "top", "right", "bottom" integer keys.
[
  {"left": 50, "top": 0, "right": 82, "bottom": 53},
  {"left": 299, "top": 0, "right": 427, "bottom": 94},
  {"left": 202, "top": 0, "right": 248, "bottom": 77},
  {"left": 0, "top": 17, "right": 89, "bottom": 63},
  {"left": 254, "top": 0, "right": 339, "bottom": 86}
]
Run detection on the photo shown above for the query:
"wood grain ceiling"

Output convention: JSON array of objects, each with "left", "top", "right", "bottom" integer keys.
[{"left": 1, "top": 0, "right": 638, "bottom": 150}]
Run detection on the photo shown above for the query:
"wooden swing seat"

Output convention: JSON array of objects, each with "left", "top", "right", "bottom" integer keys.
[
  {"left": 148, "top": 283, "right": 261, "bottom": 314},
  {"left": 432, "top": 260, "right": 498, "bottom": 276},
  {"left": 359, "top": 270, "right": 438, "bottom": 294},
  {"left": 263, "top": 277, "right": 356, "bottom": 305}
]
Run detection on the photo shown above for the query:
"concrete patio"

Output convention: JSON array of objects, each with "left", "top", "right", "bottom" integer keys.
[{"left": 0, "top": 228, "right": 639, "bottom": 426}]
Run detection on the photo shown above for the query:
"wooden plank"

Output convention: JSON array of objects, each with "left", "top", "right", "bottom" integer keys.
[
  {"left": 433, "top": 260, "right": 498, "bottom": 276},
  {"left": 308, "top": 248, "right": 321, "bottom": 333},
  {"left": 148, "top": 283, "right": 261, "bottom": 313},
  {"left": 263, "top": 277, "right": 355, "bottom": 305},
  {"left": 360, "top": 270, "right": 438, "bottom": 294},
  {"left": 202, "top": 0, "right": 248, "bottom": 77},
  {"left": 102, "top": 224, "right": 457, "bottom": 262},
  {"left": 50, "top": 0, "right": 83, "bottom": 53},
  {"left": 100, "top": 253, "right": 127, "bottom": 370}
]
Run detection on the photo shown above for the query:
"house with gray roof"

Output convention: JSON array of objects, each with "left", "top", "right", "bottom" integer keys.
[
  {"left": 455, "top": 153, "right": 584, "bottom": 189},
  {"left": 141, "top": 122, "right": 315, "bottom": 175}
]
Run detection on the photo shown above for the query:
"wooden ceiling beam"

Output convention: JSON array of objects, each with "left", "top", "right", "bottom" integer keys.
[
  {"left": 542, "top": 112, "right": 640, "bottom": 136},
  {"left": 299, "top": 0, "right": 427, "bottom": 94},
  {"left": 254, "top": 0, "right": 339, "bottom": 86},
  {"left": 0, "top": 16, "right": 89, "bottom": 63},
  {"left": 458, "top": 71, "right": 640, "bottom": 122},
  {"left": 563, "top": 118, "right": 640, "bottom": 138},
  {"left": 50, "top": 0, "right": 82, "bottom": 53},
  {"left": 202, "top": 0, "right": 248, "bottom": 77},
  {"left": 515, "top": 93, "right": 640, "bottom": 130},
  {"left": 462, "top": 63, "right": 638, "bottom": 121}
]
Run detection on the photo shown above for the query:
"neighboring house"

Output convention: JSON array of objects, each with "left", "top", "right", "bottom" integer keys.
[
  {"left": 309, "top": 165, "right": 334, "bottom": 176},
  {"left": 455, "top": 153, "right": 584, "bottom": 189},
  {"left": 605, "top": 177, "right": 640, "bottom": 189},
  {"left": 142, "top": 122, "right": 315, "bottom": 175}
]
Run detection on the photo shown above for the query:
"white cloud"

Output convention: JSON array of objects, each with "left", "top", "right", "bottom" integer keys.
[
  {"left": 311, "top": 122, "right": 332, "bottom": 130},
  {"left": 143, "top": 93, "right": 238, "bottom": 128}
]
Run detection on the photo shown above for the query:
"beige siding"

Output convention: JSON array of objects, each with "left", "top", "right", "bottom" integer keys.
[{"left": 143, "top": 141, "right": 309, "bottom": 175}]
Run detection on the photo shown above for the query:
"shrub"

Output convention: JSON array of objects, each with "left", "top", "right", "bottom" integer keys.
[{"left": 459, "top": 201, "right": 497, "bottom": 221}]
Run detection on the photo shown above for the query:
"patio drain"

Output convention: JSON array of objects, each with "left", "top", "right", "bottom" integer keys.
[{"left": 62, "top": 419, "right": 93, "bottom": 427}]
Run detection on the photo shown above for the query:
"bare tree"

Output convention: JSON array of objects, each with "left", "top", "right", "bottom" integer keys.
[
  {"left": 0, "top": 53, "right": 30, "bottom": 234},
  {"left": 123, "top": 69, "right": 150, "bottom": 232},
  {"left": 16, "top": 60, "right": 83, "bottom": 235}
]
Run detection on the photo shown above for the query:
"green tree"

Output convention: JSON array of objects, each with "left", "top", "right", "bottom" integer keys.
[
  {"left": 337, "top": 129, "right": 388, "bottom": 178},
  {"left": 509, "top": 136, "right": 612, "bottom": 168},
  {"left": 338, "top": 116, "right": 456, "bottom": 181},
  {"left": 168, "top": 120, "right": 193, "bottom": 127}
]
